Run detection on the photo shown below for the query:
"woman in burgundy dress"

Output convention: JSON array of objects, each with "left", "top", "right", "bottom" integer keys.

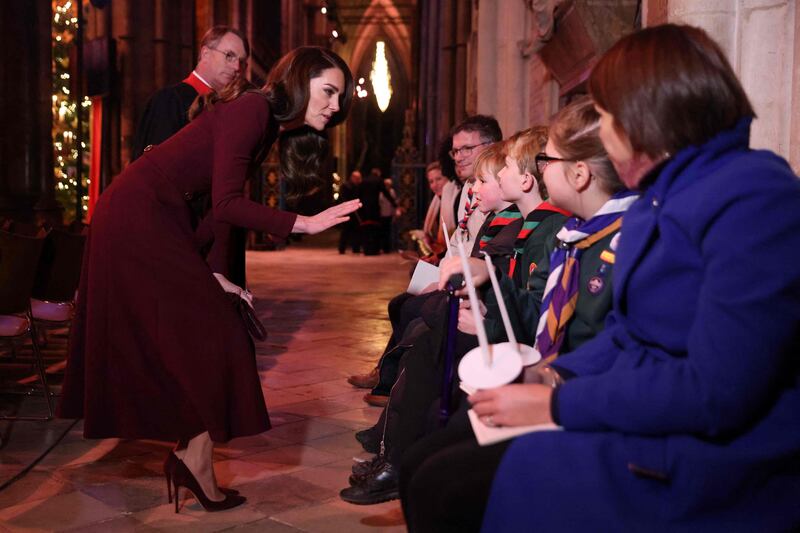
[{"left": 59, "top": 47, "right": 357, "bottom": 511}]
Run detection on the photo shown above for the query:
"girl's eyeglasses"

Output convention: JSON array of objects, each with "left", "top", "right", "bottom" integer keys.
[{"left": 535, "top": 153, "right": 573, "bottom": 176}]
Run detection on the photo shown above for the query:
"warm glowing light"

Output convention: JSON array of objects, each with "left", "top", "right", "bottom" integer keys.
[
  {"left": 358, "top": 77, "right": 365, "bottom": 84},
  {"left": 332, "top": 29, "right": 339, "bottom": 38},
  {"left": 370, "top": 41, "right": 392, "bottom": 112},
  {"left": 321, "top": 6, "right": 327, "bottom": 14}
]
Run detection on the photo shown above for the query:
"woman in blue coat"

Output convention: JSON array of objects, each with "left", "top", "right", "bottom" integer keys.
[{"left": 473, "top": 25, "right": 800, "bottom": 531}]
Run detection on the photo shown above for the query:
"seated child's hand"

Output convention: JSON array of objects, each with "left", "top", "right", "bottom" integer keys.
[
  {"left": 438, "top": 256, "right": 490, "bottom": 293},
  {"left": 458, "top": 299, "right": 487, "bottom": 334}
]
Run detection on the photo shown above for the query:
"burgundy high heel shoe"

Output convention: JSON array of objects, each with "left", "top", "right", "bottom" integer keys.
[
  {"left": 163, "top": 452, "right": 245, "bottom": 512},
  {"left": 163, "top": 450, "right": 240, "bottom": 503}
]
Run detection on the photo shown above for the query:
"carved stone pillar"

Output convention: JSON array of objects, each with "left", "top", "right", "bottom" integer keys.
[
  {"left": 474, "top": 0, "right": 534, "bottom": 136},
  {"left": 0, "top": 0, "right": 60, "bottom": 223},
  {"left": 668, "top": 0, "right": 799, "bottom": 169}
]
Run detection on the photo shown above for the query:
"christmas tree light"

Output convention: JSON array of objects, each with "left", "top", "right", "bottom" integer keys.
[{"left": 52, "top": 0, "right": 91, "bottom": 222}]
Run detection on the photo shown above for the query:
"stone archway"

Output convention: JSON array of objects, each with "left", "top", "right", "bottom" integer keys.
[{"left": 333, "top": 0, "right": 415, "bottom": 176}]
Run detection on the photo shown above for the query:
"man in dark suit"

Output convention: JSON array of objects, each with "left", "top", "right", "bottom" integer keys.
[
  {"left": 338, "top": 170, "right": 363, "bottom": 254},
  {"left": 132, "top": 26, "right": 250, "bottom": 286},
  {"left": 358, "top": 168, "right": 397, "bottom": 255},
  {"left": 131, "top": 26, "right": 249, "bottom": 160}
]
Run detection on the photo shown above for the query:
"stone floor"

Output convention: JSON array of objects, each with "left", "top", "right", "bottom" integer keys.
[{"left": 0, "top": 231, "right": 412, "bottom": 532}]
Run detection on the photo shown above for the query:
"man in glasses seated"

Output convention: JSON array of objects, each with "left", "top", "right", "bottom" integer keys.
[{"left": 446, "top": 116, "right": 500, "bottom": 254}]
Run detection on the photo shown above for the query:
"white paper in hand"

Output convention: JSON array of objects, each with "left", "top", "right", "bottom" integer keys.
[
  {"left": 407, "top": 260, "right": 440, "bottom": 295},
  {"left": 467, "top": 409, "right": 560, "bottom": 446}
]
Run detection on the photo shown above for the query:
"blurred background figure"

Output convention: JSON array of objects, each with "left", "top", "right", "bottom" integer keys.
[
  {"left": 378, "top": 177, "right": 400, "bottom": 253},
  {"left": 338, "top": 170, "right": 363, "bottom": 254},
  {"left": 359, "top": 168, "right": 396, "bottom": 255}
]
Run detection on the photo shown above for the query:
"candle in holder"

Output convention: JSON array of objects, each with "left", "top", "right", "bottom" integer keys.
[
  {"left": 441, "top": 218, "right": 452, "bottom": 259},
  {"left": 455, "top": 233, "right": 491, "bottom": 366},
  {"left": 483, "top": 253, "right": 519, "bottom": 352}
]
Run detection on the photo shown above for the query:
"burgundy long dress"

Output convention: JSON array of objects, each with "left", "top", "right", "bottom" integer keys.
[{"left": 59, "top": 92, "right": 296, "bottom": 443}]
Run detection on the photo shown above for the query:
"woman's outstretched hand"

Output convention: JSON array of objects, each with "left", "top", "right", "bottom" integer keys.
[{"left": 292, "top": 199, "right": 362, "bottom": 234}]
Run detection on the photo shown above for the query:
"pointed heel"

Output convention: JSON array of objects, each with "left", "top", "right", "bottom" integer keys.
[
  {"left": 164, "top": 450, "right": 179, "bottom": 504},
  {"left": 166, "top": 471, "right": 173, "bottom": 503},
  {"left": 171, "top": 459, "right": 246, "bottom": 512}
]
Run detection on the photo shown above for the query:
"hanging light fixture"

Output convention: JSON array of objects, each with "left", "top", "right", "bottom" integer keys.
[{"left": 370, "top": 41, "right": 392, "bottom": 112}]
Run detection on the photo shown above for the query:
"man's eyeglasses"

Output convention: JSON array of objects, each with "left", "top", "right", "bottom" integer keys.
[
  {"left": 535, "top": 152, "right": 572, "bottom": 176},
  {"left": 449, "top": 141, "right": 491, "bottom": 159},
  {"left": 208, "top": 47, "right": 246, "bottom": 65}
]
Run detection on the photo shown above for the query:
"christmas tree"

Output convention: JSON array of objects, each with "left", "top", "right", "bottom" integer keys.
[{"left": 52, "top": 0, "right": 91, "bottom": 223}]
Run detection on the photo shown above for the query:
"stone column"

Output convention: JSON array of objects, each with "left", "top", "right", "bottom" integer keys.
[
  {"left": 668, "top": 0, "right": 799, "bottom": 170},
  {"left": 0, "top": 0, "right": 60, "bottom": 223},
  {"left": 474, "top": 0, "right": 532, "bottom": 137}
]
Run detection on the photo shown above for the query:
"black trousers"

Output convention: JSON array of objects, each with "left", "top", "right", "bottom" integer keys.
[
  {"left": 338, "top": 219, "right": 361, "bottom": 252},
  {"left": 382, "top": 326, "right": 478, "bottom": 464},
  {"left": 373, "top": 291, "right": 446, "bottom": 396},
  {"left": 400, "top": 406, "right": 510, "bottom": 533},
  {"left": 380, "top": 215, "right": 393, "bottom": 252}
]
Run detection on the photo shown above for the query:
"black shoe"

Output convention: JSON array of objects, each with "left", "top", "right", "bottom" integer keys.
[
  {"left": 349, "top": 455, "right": 384, "bottom": 485},
  {"left": 355, "top": 428, "right": 380, "bottom": 454},
  {"left": 351, "top": 454, "right": 382, "bottom": 477},
  {"left": 340, "top": 459, "right": 399, "bottom": 505}
]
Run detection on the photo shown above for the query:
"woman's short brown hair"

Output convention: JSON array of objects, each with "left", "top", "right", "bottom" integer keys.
[
  {"left": 425, "top": 161, "right": 442, "bottom": 174},
  {"left": 263, "top": 46, "right": 354, "bottom": 128},
  {"left": 589, "top": 24, "right": 755, "bottom": 159}
]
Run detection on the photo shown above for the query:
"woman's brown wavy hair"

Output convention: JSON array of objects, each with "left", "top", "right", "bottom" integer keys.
[{"left": 190, "top": 46, "right": 354, "bottom": 197}]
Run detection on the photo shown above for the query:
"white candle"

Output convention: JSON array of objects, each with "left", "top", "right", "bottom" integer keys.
[
  {"left": 441, "top": 218, "right": 452, "bottom": 259},
  {"left": 484, "top": 253, "right": 518, "bottom": 350},
  {"left": 456, "top": 233, "right": 491, "bottom": 366}
]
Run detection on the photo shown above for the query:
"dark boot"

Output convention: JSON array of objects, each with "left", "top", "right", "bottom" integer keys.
[{"left": 340, "top": 458, "right": 399, "bottom": 505}]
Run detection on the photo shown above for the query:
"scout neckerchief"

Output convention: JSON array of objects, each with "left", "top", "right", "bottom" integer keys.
[
  {"left": 479, "top": 204, "right": 521, "bottom": 251},
  {"left": 534, "top": 191, "right": 639, "bottom": 359},
  {"left": 458, "top": 186, "right": 478, "bottom": 237},
  {"left": 508, "top": 202, "right": 570, "bottom": 278}
]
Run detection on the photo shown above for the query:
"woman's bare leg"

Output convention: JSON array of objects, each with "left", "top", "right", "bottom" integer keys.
[{"left": 173, "top": 432, "right": 224, "bottom": 501}]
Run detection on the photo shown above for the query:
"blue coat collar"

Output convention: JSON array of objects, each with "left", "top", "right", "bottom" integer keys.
[
  {"left": 615, "top": 118, "right": 752, "bottom": 305},
  {"left": 643, "top": 117, "right": 752, "bottom": 204}
]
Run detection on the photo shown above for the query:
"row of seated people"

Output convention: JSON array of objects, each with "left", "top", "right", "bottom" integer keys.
[
  {"left": 342, "top": 23, "right": 800, "bottom": 532},
  {"left": 341, "top": 95, "right": 607, "bottom": 502},
  {"left": 349, "top": 115, "right": 503, "bottom": 407}
]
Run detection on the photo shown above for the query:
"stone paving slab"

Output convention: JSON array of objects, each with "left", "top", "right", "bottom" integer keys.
[{"left": 0, "top": 232, "right": 411, "bottom": 531}]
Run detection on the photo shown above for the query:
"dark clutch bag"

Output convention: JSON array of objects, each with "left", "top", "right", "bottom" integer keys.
[{"left": 226, "top": 292, "right": 268, "bottom": 341}]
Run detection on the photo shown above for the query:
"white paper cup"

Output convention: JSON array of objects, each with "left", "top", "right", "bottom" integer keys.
[{"left": 458, "top": 343, "right": 524, "bottom": 390}]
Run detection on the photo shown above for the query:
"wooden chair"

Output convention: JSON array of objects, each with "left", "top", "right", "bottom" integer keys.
[
  {"left": 0, "top": 229, "right": 53, "bottom": 420},
  {"left": 30, "top": 226, "right": 87, "bottom": 345}
]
